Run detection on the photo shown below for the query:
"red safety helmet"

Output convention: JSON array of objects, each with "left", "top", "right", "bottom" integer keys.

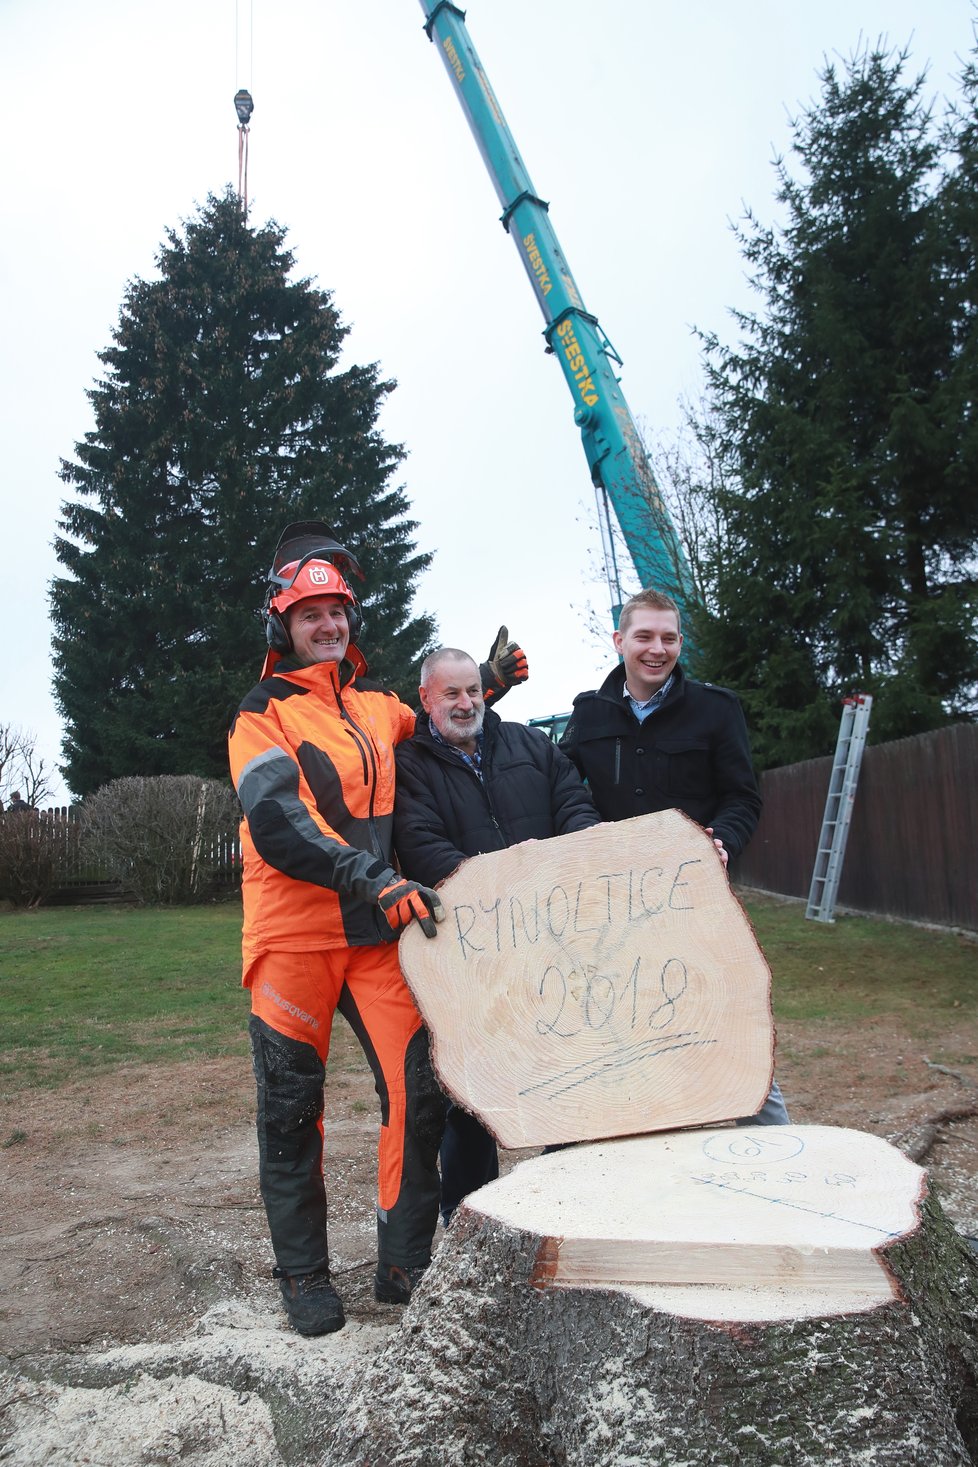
[{"left": 267, "top": 557, "right": 358, "bottom": 622}]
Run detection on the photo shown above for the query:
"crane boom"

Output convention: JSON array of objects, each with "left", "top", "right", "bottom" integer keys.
[{"left": 418, "top": 1, "right": 695, "bottom": 627}]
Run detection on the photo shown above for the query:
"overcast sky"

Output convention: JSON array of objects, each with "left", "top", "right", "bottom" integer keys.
[{"left": 2, "top": 0, "right": 971, "bottom": 804}]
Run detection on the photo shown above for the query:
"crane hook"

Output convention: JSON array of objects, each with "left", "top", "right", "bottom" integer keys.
[{"left": 234, "top": 89, "right": 254, "bottom": 126}]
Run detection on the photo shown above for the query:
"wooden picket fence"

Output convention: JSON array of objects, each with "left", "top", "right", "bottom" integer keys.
[
  {"left": 38, "top": 806, "right": 242, "bottom": 896},
  {"left": 24, "top": 721, "right": 978, "bottom": 926}
]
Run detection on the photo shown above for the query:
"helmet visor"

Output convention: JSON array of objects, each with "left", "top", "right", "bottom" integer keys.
[{"left": 268, "top": 521, "right": 364, "bottom": 592}]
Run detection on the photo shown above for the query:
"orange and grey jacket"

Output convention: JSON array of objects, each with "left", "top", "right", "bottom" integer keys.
[{"left": 228, "top": 658, "right": 417, "bottom": 971}]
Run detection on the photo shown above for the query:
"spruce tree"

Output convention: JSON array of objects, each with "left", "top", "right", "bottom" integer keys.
[
  {"left": 695, "top": 46, "right": 978, "bottom": 767},
  {"left": 51, "top": 191, "right": 434, "bottom": 796}
]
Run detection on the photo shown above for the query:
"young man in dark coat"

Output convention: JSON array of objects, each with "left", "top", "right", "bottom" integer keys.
[
  {"left": 394, "top": 647, "right": 600, "bottom": 1220},
  {"left": 560, "top": 589, "right": 760, "bottom": 864},
  {"left": 560, "top": 587, "right": 788, "bottom": 1124}
]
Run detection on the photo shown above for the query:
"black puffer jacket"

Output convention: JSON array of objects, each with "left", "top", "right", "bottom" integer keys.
[
  {"left": 559, "top": 663, "right": 761, "bottom": 858},
  {"left": 394, "top": 709, "right": 599, "bottom": 888}
]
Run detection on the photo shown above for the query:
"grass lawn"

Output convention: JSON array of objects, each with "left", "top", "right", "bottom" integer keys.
[
  {"left": 0, "top": 893, "right": 974, "bottom": 1093},
  {"left": 0, "top": 900, "right": 250, "bottom": 1091},
  {"left": 746, "top": 896, "right": 976, "bottom": 1029}
]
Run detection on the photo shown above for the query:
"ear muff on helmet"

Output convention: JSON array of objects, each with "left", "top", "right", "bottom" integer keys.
[
  {"left": 346, "top": 599, "right": 364, "bottom": 644},
  {"left": 264, "top": 607, "right": 293, "bottom": 655}
]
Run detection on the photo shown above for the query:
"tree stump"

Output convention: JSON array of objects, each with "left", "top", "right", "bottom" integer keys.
[
  {"left": 400, "top": 811, "right": 776, "bottom": 1145},
  {"left": 323, "top": 1128, "right": 978, "bottom": 1467},
  {"left": 385, "top": 816, "right": 978, "bottom": 1465}
]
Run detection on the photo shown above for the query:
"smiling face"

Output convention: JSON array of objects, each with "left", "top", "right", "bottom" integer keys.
[
  {"left": 613, "top": 607, "right": 683, "bottom": 700},
  {"left": 286, "top": 595, "right": 351, "bottom": 666},
  {"left": 420, "top": 654, "right": 485, "bottom": 753}
]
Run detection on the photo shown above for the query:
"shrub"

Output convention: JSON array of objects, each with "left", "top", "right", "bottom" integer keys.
[
  {"left": 0, "top": 809, "right": 82, "bottom": 909},
  {"left": 82, "top": 776, "right": 241, "bottom": 904}
]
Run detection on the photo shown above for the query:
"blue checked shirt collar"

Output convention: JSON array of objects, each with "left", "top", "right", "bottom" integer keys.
[
  {"left": 429, "top": 718, "right": 485, "bottom": 777},
  {"left": 624, "top": 672, "right": 675, "bottom": 723}
]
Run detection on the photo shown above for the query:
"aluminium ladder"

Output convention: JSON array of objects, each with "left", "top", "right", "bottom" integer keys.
[{"left": 805, "top": 694, "right": 873, "bottom": 924}]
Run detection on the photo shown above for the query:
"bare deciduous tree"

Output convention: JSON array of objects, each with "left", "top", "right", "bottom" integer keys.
[
  {"left": 0, "top": 725, "right": 56, "bottom": 811},
  {"left": 644, "top": 398, "right": 736, "bottom": 622},
  {"left": 571, "top": 397, "right": 734, "bottom": 660}
]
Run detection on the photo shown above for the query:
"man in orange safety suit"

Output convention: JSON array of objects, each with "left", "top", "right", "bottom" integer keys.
[{"left": 228, "top": 522, "right": 527, "bottom": 1336}]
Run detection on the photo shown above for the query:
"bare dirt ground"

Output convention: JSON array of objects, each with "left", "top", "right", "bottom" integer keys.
[
  {"left": 2, "top": 1010, "right": 976, "bottom": 1361},
  {"left": 1, "top": 979, "right": 976, "bottom": 1462}
]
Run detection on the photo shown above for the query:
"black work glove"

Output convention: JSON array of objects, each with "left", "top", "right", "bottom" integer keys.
[
  {"left": 480, "top": 625, "right": 529, "bottom": 706},
  {"left": 377, "top": 879, "right": 445, "bottom": 939}
]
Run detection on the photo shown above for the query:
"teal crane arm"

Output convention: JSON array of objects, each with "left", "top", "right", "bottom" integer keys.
[{"left": 418, "top": 1, "right": 694, "bottom": 626}]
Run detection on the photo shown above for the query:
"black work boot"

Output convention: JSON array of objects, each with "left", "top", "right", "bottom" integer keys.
[
  {"left": 374, "top": 1262, "right": 426, "bottom": 1305},
  {"left": 273, "top": 1266, "right": 345, "bottom": 1335}
]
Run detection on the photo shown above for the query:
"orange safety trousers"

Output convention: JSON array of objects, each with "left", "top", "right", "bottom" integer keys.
[{"left": 248, "top": 944, "right": 444, "bottom": 1274}]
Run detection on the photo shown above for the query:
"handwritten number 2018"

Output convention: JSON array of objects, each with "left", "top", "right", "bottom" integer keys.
[{"left": 535, "top": 956, "right": 687, "bottom": 1037}]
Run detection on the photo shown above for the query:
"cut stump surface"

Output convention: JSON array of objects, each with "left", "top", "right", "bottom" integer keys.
[{"left": 468, "top": 1124, "right": 924, "bottom": 1319}]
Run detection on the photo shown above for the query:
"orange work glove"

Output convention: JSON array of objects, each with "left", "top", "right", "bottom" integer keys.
[
  {"left": 377, "top": 879, "right": 445, "bottom": 939},
  {"left": 480, "top": 625, "right": 529, "bottom": 706}
]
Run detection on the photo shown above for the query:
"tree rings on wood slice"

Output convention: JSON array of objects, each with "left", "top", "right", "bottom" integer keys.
[
  {"left": 466, "top": 1125, "right": 925, "bottom": 1320},
  {"left": 399, "top": 810, "right": 776, "bottom": 1148}
]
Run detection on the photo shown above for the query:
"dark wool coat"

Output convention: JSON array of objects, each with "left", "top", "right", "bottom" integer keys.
[
  {"left": 558, "top": 663, "right": 761, "bottom": 858},
  {"left": 393, "top": 709, "right": 599, "bottom": 888}
]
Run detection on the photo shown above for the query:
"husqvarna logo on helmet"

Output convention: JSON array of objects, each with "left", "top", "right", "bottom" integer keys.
[{"left": 308, "top": 565, "right": 331, "bottom": 585}]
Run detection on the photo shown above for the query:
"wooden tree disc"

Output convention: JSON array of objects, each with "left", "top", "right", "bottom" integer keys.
[{"left": 399, "top": 810, "right": 776, "bottom": 1147}]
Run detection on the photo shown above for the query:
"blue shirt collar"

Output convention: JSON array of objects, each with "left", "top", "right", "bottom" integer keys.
[
  {"left": 624, "top": 672, "right": 674, "bottom": 722},
  {"left": 429, "top": 718, "right": 485, "bottom": 772}
]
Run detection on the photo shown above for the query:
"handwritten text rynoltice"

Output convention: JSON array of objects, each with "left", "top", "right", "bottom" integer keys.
[{"left": 451, "top": 859, "right": 702, "bottom": 959}]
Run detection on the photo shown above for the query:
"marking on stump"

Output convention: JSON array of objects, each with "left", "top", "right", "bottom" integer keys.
[{"left": 689, "top": 1175, "right": 905, "bottom": 1238}]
